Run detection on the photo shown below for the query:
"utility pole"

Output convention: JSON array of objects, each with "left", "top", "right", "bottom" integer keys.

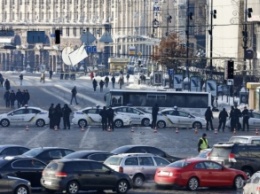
[
  {"left": 209, "top": 0, "right": 216, "bottom": 79},
  {"left": 185, "top": 0, "right": 190, "bottom": 79}
]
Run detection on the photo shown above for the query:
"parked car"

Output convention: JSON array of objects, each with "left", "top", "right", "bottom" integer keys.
[
  {"left": 71, "top": 106, "right": 132, "bottom": 128},
  {"left": 155, "top": 108, "right": 206, "bottom": 129},
  {"left": 104, "top": 153, "right": 170, "bottom": 187},
  {"left": 0, "top": 156, "right": 46, "bottom": 188},
  {"left": 243, "top": 171, "right": 260, "bottom": 194},
  {"left": 0, "top": 173, "right": 31, "bottom": 194},
  {"left": 22, "top": 147, "right": 74, "bottom": 164},
  {"left": 0, "top": 106, "right": 49, "bottom": 127},
  {"left": 195, "top": 148, "right": 212, "bottom": 159},
  {"left": 41, "top": 159, "right": 133, "bottom": 194},
  {"left": 113, "top": 106, "right": 151, "bottom": 126},
  {"left": 208, "top": 142, "right": 260, "bottom": 177},
  {"left": 228, "top": 135, "right": 260, "bottom": 144},
  {"left": 0, "top": 145, "right": 30, "bottom": 157},
  {"left": 154, "top": 158, "right": 247, "bottom": 191},
  {"left": 111, "top": 145, "right": 181, "bottom": 163},
  {"left": 63, "top": 150, "right": 113, "bottom": 162}
]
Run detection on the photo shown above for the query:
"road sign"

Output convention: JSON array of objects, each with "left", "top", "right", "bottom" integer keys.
[{"left": 227, "top": 79, "right": 234, "bottom": 85}]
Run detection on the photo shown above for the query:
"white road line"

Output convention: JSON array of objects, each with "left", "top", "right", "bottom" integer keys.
[
  {"left": 26, "top": 128, "right": 49, "bottom": 146},
  {"left": 79, "top": 127, "right": 90, "bottom": 148},
  {"left": 41, "top": 87, "right": 70, "bottom": 104}
]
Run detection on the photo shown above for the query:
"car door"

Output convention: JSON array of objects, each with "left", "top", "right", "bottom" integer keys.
[
  {"left": 177, "top": 111, "right": 193, "bottom": 128},
  {"left": 127, "top": 108, "right": 143, "bottom": 124},
  {"left": 0, "top": 175, "right": 10, "bottom": 194},
  {"left": 193, "top": 162, "right": 210, "bottom": 186},
  {"left": 160, "top": 110, "right": 176, "bottom": 127},
  {"left": 85, "top": 109, "right": 102, "bottom": 125},
  {"left": 22, "top": 108, "right": 40, "bottom": 124},
  {"left": 7, "top": 109, "right": 25, "bottom": 124},
  {"left": 250, "top": 113, "right": 260, "bottom": 128},
  {"left": 138, "top": 156, "right": 156, "bottom": 180}
]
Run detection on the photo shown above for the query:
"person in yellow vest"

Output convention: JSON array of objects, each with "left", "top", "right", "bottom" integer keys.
[{"left": 197, "top": 133, "right": 209, "bottom": 152}]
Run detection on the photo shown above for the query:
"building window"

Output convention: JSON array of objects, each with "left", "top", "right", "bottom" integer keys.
[
  {"left": 73, "top": 27, "right": 77, "bottom": 37},
  {"left": 66, "top": 28, "right": 69, "bottom": 36}
]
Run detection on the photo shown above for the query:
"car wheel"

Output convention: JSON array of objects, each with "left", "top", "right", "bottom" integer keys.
[
  {"left": 192, "top": 122, "right": 202, "bottom": 129},
  {"left": 157, "top": 121, "right": 166, "bottom": 128},
  {"left": 141, "top": 118, "right": 150, "bottom": 127},
  {"left": 0, "top": 119, "right": 10, "bottom": 127},
  {"left": 114, "top": 119, "right": 123, "bottom": 128},
  {"left": 116, "top": 179, "right": 129, "bottom": 194},
  {"left": 66, "top": 180, "right": 79, "bottom": 194},
  {"left": 15, "top": 185, "right": 29, "bottom": 194},
  {"left": 133, "top": 174, "right": 145, "bottom": 187},
  {"left": 234, "top": 175, "right": 244, "bottom": 189},
  {"left": 36, "top": 119, "right": 45, "bottom": 127},
  {"left": 187, "top": 177, "right": 199, "bottom": 191},
  {"left": 242, "top": 168, "right": 253, "bottom": 178},
  {"left": 78, "top": 119, "right": 87, "bottom": 128}
]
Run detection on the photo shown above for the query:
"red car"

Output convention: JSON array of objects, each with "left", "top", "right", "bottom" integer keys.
[{"left": 154, "top": 158, "right": 247, "bottom": 191}]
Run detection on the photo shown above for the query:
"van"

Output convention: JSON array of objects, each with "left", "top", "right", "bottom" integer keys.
[{"left": 228, "top": 136, "right": 260, "bottom": 145}]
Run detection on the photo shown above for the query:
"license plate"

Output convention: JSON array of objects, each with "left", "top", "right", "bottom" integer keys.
[
  {"left": 44, "top": 181, "right": 52, "bottom": 185},
  {"left": 159, "top": 171, "right": 170, "bottom": 176}
]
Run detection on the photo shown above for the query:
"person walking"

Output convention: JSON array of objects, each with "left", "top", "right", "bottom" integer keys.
[
  {"left": 70, "top": 86, "right": 79, "bottom": 105},
  {"left": 4, "top": 79, "right": 10, "bottom": 91},
  {"left": 62, "top": 104, "right": 72, "bottom": 130},
  {"left": 205, "top": 106, "right": 214, "bottom": 131},
  {"left": 93, "top": 78, "right": 97, "bottom": 92},
  {"left": 230, "top": 106, "right": 236, "bottom": 132},
  {"left": 23, "top": 90, "right": 30, "bottom": 105},
  {"left": 242, "top": 106, "right": 250, "bottom": 131},
  {"left": 105, "top": 76, "right": 109, "bottom": 88},
  {"left": 49, "top": 70, "right": 53, "bottom": 79},
  {"left": 234, "top": 106, "right": 242, "bottom": 131},
  {"left": 15, "top": 89, "right": 23, "bottom": 108},
  {"left": 118, "top": 76, "right": 124, "bottom": 89},
  {"left": 111, "top": 76, "right": 115, "bottom": 89},
  {"left": 4, "top": 90, "right": 10, "bottom": 108},
  {"left": 197, "top": 133, "right": 209, "bottom": 152},
  {"left": 0, "top": 73, "right": 3, "bottom": 86},
  {"left": 48, "top": 103, "right": 55, "bottom": 129},
  {"left": 151, "top": 103, "right": 159, "bottom": 129},
  {"left": 19, "top": 74, "right": 23, "bottom": 86},
  {"left": 99, "top": 80, "right": 104, "bottom": 92},
  {"left": 53, "top": 104, "right": 62, "bottom": 129},
  {"left": 99, "top": 106, "right": 108, "bottom": 131},
  {"left": 126, "top": 74, "right": 130, "bottom": 83},
  {"left": 9, "top": 90, "right": 16, "bottom": 108},
  {"left": 107, "top": 106, "right": 114, "bottom": 131},
  {"left": 217, "top": 108, "right": 229, "bottom": 132},
  {"left": 40, "top": 73, "right": 45, "bottom": 83}
]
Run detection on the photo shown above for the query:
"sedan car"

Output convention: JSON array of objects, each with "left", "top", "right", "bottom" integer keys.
[
  {"left": 243, "top": 171, "right": 260, "bottom": 194},
  {"left": 22, "top": 147, "right": 74, "bottom": 164},
  {"left": 154, "top": 158, "right": 247, "bottom": 191},
  {"left": 72, "top": 106, "right": 132, "bottom": 128},
  {"left": 155, "top": 108, "right": 206, "bottom": 129},
  {"left": 0, "top": 145, "right": 30, "bottom": 157},
  {"left": 0, "top": 106, "right": 49, "bottom": 127},
  {"left": 0, "top": 156, "right": 46, "bottom": 188},
  {"left": 0, "top": 173, "right": 31, "bottom": 194},
  {"left": 113, "top": 106, "right": 151, "bottom": 126},
  {"left": 63, "top": 150, "right": 113, "bottom": 162}
]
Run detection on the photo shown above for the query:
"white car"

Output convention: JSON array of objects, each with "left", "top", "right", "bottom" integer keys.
[
  {"left": 243, "top": 171, "right": 260, "bottom": 194},
  {"left": 113, "top": 106, "right": 151, "bottom": 126},
  {"left": 72, "top": 107, "right": 132, "bottom": 128},
  {"left": 155, "top": 108, "right": 206, "bottom": 129},
  {"left": 0, "top": 106, "right": 49, "bottom": 127}
]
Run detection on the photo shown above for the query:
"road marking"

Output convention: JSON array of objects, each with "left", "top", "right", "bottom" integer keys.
[
  {"left": 41, "top": 87, "right": 70, "bottom": 104},
  {"left": 79, "top": 126, "right": 90, "bottom": 148},
  {"left": 26, "top": 128, "right": 49, "bottom": 146}
]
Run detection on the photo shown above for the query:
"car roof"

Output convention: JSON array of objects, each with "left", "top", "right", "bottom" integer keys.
[
  {"left": 111, "top": 145, "right": 162, "bottom": 154},
  {"left": 230, "top": 136, "right": 260, "bottom": 138},
  {"left": 111, "top": 153, "right": 158, "bottom": 157},
  {"left": 30, "top": 147, "right": 73, "bottom": 150},
  {"left": 0, "top": 144, "right": 29, "bottom": 148},
  {"left": 52, "top": 158, "right": 97, "bottom": 163}
]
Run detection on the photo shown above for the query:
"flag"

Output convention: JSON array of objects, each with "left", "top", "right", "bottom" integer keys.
[{"left": 68, "top": 45, "right": 88, "bottom": 66}]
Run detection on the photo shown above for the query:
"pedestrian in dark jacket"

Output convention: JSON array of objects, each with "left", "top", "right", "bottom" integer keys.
[
  {"left": 70, "top": 86, "right": 78, "bottom": 105},
  {"left": 242, "top": 106, "right": 249, "bottom": 131},
  {"left": 230, "top": 106, "right": 236, "bottom": 132},
  {"left": 9, "top": 90, "right": 16, "bottom": 108},
  {"left": 99, "top": 80, "right": 104, "bottom": 92},
  {"left": 62, "top": 104, "right": 72, "bottom": 130},
  {"left": 16, "top": 89, "right": 23, "bottom": 108},
  {"left": 217, "top": 108, "right": 228, "bottom": 132},
  {"left": 0, "top": 73, "right": 3, "bottom": 86},
  {"left": 23, "top": 90, "right": 30, "bottom": 105},
  {"left": 234, "top": 106, "right": 242, "bottom": 130},
  {"left": 54, "top": 104, "right": 62, "bottom": 129},
  {"left": 93, "top": 79, "right": 97, "bottom": 91},
  {"left": 99, "top": 106, "right": 108, "bottom": 131},
  {"left": 111, "top": 76, "right": 115, "bottom": 88},
  {"left": 48, "top": 103, "right": 55, "bottom": 129},
  {"left": 19, "top": 74, "right": 23, "bottom": 86},
  {"left": 107, "top": 107, "right": 114, "bottom": 131},
  {"left": 105, "top": 76, "right": 109, "bottom": 88},
  {"left": 152, "top": 103, "right": 159, "bottom": 129},
  {"left": 205, "top": 106, "right": 214, "bottom": 131},
  {"left": 4, "top": 90, "right": 10, "bottom": 108},
  {"left": 4, "top": 79, "right": 10, "bottom": 91}
]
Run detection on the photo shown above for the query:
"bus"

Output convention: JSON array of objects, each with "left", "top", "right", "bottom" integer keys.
[{"left": 104, "top": 89, "right": 212, "bottom": 116}]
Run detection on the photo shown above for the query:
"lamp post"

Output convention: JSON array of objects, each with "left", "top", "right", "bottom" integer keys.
[{"left": 185, "top": 0, "right": 192, "bottom": 79}]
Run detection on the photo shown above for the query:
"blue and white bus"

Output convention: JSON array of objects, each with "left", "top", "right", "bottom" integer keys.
[{"left": 104, "top": 89, "right": 212, "bottom": 116}]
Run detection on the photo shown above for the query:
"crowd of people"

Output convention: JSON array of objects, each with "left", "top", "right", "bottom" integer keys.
[{"left": 99, "top": 106, "right": 115, "bottom": 131}]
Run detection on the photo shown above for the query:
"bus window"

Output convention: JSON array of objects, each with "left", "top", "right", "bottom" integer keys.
[{"left": 111, "top": 96, "right": 122, "bottom": 106}]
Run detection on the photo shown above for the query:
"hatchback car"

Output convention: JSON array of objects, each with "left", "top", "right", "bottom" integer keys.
[
  {"left": 71, "top": 107, "right": 132, "bottom": 128},
  {"left": 0, "top": 145, "right": 30, "bottom": 157},
  {"left": 111, "top": 145, "right": 181, "bottom": 163},
  {"left": 154, "top": 158, "right": 247, "bottom": 191},
  {"left": 243, "top": 171, "right": 260, "bottom": 194},
  {"left": 104, "top": 153, "right": 170, "bottom": 187},
  {"left": 22, "top": 147, "right": 74, "bottom": 164},
  {"left": 0, "top": 156, "right": 46, "bottom": 188},
  {"left": 0, "top": 173, "right": 31, "bottom": 194},
  {"left": 41, "top": 159, "right": 133, "bottom": 194},
  {"left": 155, "top": 108, "right": 206, "bottom": 129},
  {"left": 0, "top": 106, "right": 49, "bottom": 127},
  {"left": 63, "top": 150, "right": 113, "bottom": 162}
]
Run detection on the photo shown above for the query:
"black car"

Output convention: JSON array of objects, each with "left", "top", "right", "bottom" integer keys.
[
  {"left": 22, "top": 147, "right": 75, "bottom": 164},
  {"left": 0, "top": 156, "right": 46, "bottom": 188},
  {"left": 63, "top": 150, "right": 113, "bottom": 162},
  {"left": 0, "top": 173, "right": 31, "bottom": 194},
  {"left": 41, "top": 159, "right": 133, "bottom": 194},
  {"left": 111, "top": 145, "right": 181, "bottom": 163},
  {"left": 0, "top": 145, "right": 30, "bottom": 157}
]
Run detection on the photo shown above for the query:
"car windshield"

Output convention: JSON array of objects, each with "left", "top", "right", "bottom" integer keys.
[
  {"left": 168, "top": 160, "right": 190, "bottom": 168},
  {"left": 104, "top": 156, "right": 122, "bottom": 165},
  {"left": 22, "top": 148, "right": 42, "bottom": 157},
  {"left": 210, "top": 147, "right": 232, "bottom": 158}
]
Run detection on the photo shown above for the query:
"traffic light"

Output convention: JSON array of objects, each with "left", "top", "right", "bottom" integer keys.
[
  {"left": 227, "top": 60, "right": 234, "bottom": 79},
  {"left": 55, "top": 30, "right": 61, "bottom": 44}
]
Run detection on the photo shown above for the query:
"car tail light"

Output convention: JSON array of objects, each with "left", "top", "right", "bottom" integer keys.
[
  {"left": 228, "top": 153, "right": 236, "bottom": 162},
  {"left": 55, "top": 172, "right": 67, "bottom": 177},
  {"left": 119, "top": 166, "right": 123, "bottom": 173}
]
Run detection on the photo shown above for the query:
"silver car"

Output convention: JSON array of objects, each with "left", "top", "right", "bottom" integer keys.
[
  {"left": 104, "top": 153, "right": 170, "bottom": 187},
  {"left": 243, "top": 171, "right": 260, "bottom": 194}
]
